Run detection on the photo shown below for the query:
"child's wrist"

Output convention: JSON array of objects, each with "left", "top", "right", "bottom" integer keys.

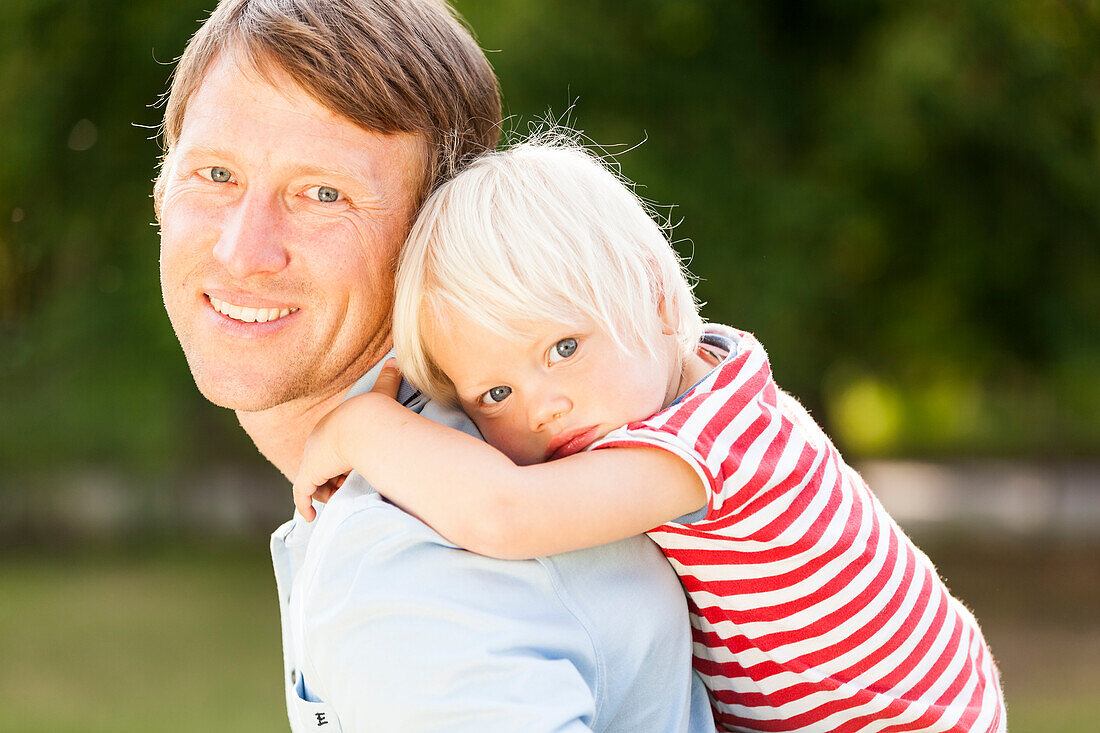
[
  {"left": 331, "top": 399, "right": 361, "bottom": 465},
  {"left": 335, "top": 392, "right": 388, "bottom": 461}
]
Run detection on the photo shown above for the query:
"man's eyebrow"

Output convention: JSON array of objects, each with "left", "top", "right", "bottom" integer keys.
[
  {"left": 172, "top": 146, "right": 376, "bottom": 189},
  {"left": 174, "top": 144, "right": 232, "bottom": 162},
  {"left": 285, "top": 161, "right": 374, "bottom": 185}
]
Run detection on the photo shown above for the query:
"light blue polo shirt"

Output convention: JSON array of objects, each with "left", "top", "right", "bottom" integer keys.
[{"left": 271, "top": 354, "right": 716, "bottom": 731}]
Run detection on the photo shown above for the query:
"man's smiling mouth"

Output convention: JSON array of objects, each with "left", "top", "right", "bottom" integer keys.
[{"left": 208, "top": 295, "right": 298, "bottom": 323}]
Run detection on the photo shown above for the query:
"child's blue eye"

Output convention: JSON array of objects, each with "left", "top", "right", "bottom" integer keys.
[
  {"left": 481, "top": 385, "right": 512, "bottom": 404},
  {"left": 549, "top": 338, "right": 578, "bottom": 364}
]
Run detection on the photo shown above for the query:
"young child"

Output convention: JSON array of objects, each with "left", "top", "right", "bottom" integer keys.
[{"left": 292, "top": 139, "right": 1005, "bottom": 732}]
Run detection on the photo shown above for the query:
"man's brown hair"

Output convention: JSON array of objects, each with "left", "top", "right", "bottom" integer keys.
[{"left": 155, "top": 0, "right": 501, "bottom": 208}]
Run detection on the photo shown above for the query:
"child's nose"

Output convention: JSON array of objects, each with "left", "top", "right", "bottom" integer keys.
[{"left": 530, "top": 393, "right": 572, "bottom": 432}]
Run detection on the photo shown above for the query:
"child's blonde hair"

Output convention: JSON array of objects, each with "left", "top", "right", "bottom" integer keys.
[{"left": 393, "top": 133, "right": 705, "bottom": 405}]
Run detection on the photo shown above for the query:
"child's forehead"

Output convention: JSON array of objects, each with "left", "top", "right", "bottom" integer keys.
[
  {"left": 427, "top": 312, "right": 587, "bottom": 379},
  {"left": 434, "top": 307, "right": 589, "bottom": 344},
  {"left": 509, "top": 315, "right": 591, "bottom": 340}
]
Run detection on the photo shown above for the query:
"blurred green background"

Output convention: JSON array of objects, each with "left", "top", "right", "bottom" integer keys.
[{"left": 1, "top": 0, "right": 1098, "bottom": 731}]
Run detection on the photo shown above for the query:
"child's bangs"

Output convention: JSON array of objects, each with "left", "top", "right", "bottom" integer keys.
[{"left": 427, "top": 259, "right": 652, "bottom": 360}]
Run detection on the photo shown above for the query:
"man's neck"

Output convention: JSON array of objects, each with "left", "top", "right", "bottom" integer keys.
[
  {"left": 236, "top": 386, "right": 349, "bottom": 481},
  {"left": 238, "top": 336, "right": 396, "bottom": 480}
]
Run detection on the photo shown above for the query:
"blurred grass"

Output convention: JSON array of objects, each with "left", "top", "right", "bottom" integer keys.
[
  {"left": 1, "top": 537, "right": 1098, "bottom": 732},
  {"left": 921, "top": 536, "right": 1100, "bottom": 733},
  {"left": 0, "top": 542, "right": 285, "bottom": 733}
]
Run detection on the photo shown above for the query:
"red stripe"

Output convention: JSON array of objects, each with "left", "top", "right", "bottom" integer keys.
[
  {"left": 712, "top": 409, "right": 794, "bottom": 518},
  {"left": 692, "top": 557, "right": 933, "bottom": 692},
  {"left": 600, "top": 333, "right": 1003, "bottom": 730},
  {"left": 648, "top": 342, "right": 764, "bottom": 438},
  {"left": 665, "top": 439, "right": 823, "bottom": 550},
  {"left": 922, "top": 620, "right": 982, "bottom": 727},
  {"left": 712, "top": 685, "right": 880, "bottom": 732},
  {"left": 898, "top": 601, "right": 962, "bottom": 703},
  {"left": 687, "top": 481, "right": 890, "bottom": 629},
  {"left": 669, "top": 487, "right": 852, "bottom": 599},
  {"left": 961, "top": 633, "right": 1002, "bottom": 732},
  {"left": 705, "top": 441, "right": 829, "bottom": 541},
  {"left": 833, "top": 558, "right": 935, "bottom": 685}
]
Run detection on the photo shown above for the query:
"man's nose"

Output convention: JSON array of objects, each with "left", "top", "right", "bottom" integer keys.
[
  {"left": 530, "top": 390, "right": 572, "bottom": 432},
  {"left": 212, "top": 191, "right": 290, "bottom": 279}
]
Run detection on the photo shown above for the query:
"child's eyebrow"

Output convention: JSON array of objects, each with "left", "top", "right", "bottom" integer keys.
[
  {"left": 455, "top": 380, "right": 501, "bottom": 404},
  {"left": 455, "top": 386, "right": 485, "bottom": 403}
]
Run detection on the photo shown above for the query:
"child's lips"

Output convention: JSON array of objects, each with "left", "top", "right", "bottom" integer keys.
[{"left": 546, "top": 427, "right": 600, "bottom": 461}]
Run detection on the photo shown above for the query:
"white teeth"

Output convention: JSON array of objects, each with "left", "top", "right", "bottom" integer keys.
[{"left": 209, "top": 296, "right": 298, "bottom": 323}]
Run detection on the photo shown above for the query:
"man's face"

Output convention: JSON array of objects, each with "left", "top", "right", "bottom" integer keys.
[{"left": 158, "top": 53, "right": 422, "bottom": 412}]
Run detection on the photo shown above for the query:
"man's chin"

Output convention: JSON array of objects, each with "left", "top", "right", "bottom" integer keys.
[
  {"left": 195, "top": 381, "right": 284, "bottom": 412},
  {"left": 189, "top": 365, "right": 304, "bottom": 413}
]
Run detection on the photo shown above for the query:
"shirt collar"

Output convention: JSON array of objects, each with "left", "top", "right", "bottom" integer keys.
[{"left": 341, "top": 350, "right": 430, "bottom": 414}]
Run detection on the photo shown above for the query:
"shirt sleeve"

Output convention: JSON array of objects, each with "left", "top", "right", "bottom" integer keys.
[
  {"left": 298, "top": 499, "right": 598, "bottom": 732},
  {"left": 592, "top": 333, "right": 788, "bottom": 523}
]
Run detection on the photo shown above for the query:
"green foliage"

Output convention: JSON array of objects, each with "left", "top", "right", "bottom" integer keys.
[
  {"left": 0, "top": 0, "right": 256, "bottom": 471},
  {"left": 1, "top": 0, "right": 1097, "bottom": 474}
]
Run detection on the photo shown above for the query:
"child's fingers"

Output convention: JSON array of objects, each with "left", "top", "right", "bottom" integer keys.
[
  {"left": 292, "top": 473, "right": 349, "bottom": 523},
  {"left": 314, "top": 475, "right": 346, "bottom": 502},
  {"left": 294, "top": 484, "right": 318, "bottom": 522},
  {"left": 292, "top": 469, "right": 323, "bottom": 521},
  {"left": 371, "top": 358, "right": 402, "bottom": 399}
]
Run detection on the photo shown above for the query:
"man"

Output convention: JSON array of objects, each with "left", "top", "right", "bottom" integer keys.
[{"left": 156, "top": 0, "right": 716, "bottom": 729}]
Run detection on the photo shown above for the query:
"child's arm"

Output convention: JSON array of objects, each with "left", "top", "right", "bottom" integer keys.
[{"left": 293, "top": 361, "right": 707, "bottom": 560}]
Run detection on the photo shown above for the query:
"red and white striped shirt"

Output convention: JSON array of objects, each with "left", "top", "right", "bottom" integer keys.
[{"left": 592, "top": 330, "right": 1005, "bottom": 732}]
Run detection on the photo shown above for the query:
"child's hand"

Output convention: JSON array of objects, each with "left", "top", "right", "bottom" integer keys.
[
  {"left": 292, "top": 359, "right": 404, "bottom": 521},
  {"left": 370, "top": 357, "right": 403, "bottom": 402},
  {"left": 293, "top": 408, "right": 352, "bottom": 521}
]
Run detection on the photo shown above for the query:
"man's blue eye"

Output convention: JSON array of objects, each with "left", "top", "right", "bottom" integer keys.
[
  {"left": 313, "top": 185, "right": 340, "bottom": 202},
  {"left": 482, "top": 386, "right": 512, "bottom": 404},
  {"left": 209, "top": 167, "right": 232, "bottom": 183},
  {"left": 549, "top": 338, "right": 577, "bottom": 363}
]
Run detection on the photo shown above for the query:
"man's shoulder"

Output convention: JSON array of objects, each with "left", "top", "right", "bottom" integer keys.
[
  {"left": 278, "top": 385, "right": 710, "bottom": 730},
  {"left": 280, "top": 478, "right": 706, "bottom": 731},
  {"left": 301, "top": 475, "right": 684, "bottom": 622},
  {"left": 313, "top": 385, "right": 680, "bottom": 610}
]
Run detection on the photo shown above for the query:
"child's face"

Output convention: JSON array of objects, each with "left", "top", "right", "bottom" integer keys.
[{"left": 430, "top": 313, "right": 683, "bottom": 466}]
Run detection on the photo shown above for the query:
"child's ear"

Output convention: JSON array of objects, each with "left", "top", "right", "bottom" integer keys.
[
  {"left": 647, "top": 258, "right": 679, "bottom": 336},
  {"left": 655, "top": 287, "right": 679, "bottom": 336}
]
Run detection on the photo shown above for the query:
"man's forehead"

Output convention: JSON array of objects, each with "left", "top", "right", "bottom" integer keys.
[
  {"left": 183, "top": 54, "right": 356, "bottom": 143},
  {"left": 176, "top": 52, "right": 423, "bottom": 184}
]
